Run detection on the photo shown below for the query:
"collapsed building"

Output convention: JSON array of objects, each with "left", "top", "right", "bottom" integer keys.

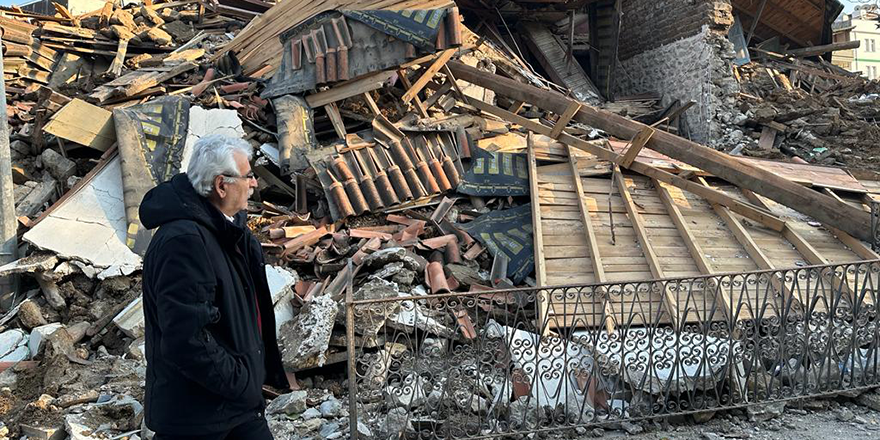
[{"left": 0, "top": 0, "right": 879, "bottom": 439}]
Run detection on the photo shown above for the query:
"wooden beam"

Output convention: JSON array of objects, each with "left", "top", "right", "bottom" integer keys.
[
  {"left": 528, "top": 136, "right": 549, "bottom": 334},
  {"left": 305, "top": 70, "right": 396, "bottom": 108},
  {"left": 401, "top": 49, "right": 456, "bottom": 104},
  {"left": 107, "top": 38, "right": 129, "bottom": 77},
  {"left": 785, "top": 40, "right": 861, "bottom": 58},
  {"left": 655, "top": 180, "right": 734, "bottom": 320},
  {"left": 324, "top": 103, "right": 347, "bottom": 139},
  {"left": 464, "top": 96, "right": 787, "bottom": 232},
  {"left": 549, "top": 101, "right": 581, "bottom": 139},
  {"left": 696, "top": 177, "right": 799, "bottom": 306},
  {"left": 397, "top": 69, "right": 429, "bottom": 118},
  {"left": 568, "top": 150, "right": 614, "bottom": 334},
  {"left": 362, "top": 92, "right": 381, "bottom": 117},
  {"left": 617, "top": 126, "right": 655, "bottom": 168},
  {"left": 746, "top": 0, "right": 768, "bottom": 45},
  {"left": 614, "top": 166, "right": 680, "bottom": 328},
  {"left": 447, "top": 61, "right": 870, "bottom": 242}
]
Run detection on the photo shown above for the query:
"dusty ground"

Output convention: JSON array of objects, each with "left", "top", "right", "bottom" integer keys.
[{"left": 543, "top": 396, "right": 880, "bottom": 440}]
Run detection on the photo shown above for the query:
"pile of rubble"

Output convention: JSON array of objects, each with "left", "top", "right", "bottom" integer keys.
[
  {"left": 2, "top": 0, "right": 880, "bottom": 439},
  {"left": 730, "top": 50, "right": 880, "bottom": 170}
]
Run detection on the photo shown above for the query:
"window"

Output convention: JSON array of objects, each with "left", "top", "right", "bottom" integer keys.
[
  {"left": 868, "top": 66, "right": 877, "bottom": 79},
  {"left": 867, "top": 39, "right": 877, "bottom": 52}
]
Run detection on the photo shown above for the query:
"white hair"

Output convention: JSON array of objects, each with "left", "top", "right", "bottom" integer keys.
[{"left": 186, "top": 134, "right": 253, "bottom": 197}]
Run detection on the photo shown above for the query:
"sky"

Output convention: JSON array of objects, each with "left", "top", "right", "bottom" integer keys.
[{"left": 0, "top": 0, "right": 865, "bottom": 13}]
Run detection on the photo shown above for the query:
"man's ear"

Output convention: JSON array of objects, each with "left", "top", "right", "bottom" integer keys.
[{"left": 213, "top": 175, "right": 227, "bottom": 198}]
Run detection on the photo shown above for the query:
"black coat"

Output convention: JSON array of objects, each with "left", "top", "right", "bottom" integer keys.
[{"left": 140, "top": 173, "right": 288, "bottom": 435}]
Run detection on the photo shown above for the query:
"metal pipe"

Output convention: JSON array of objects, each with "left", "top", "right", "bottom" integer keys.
[{"left": 0, "top": 40, "right": 18, "bottom": 307}]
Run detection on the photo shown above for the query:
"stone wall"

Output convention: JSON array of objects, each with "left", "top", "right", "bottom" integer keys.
[{"left": 614, "top": 0, "right": 744, "bottom": 146}]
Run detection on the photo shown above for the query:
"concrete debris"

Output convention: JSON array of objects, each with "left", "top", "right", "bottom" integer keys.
[
  {"left": 280, "top": 294, "right": 338, "bottom": 369},
  {"left": 0, "top": 254, "right": 57, "bottom": 277},
  {"left": 18, "top": 300, "right": 48, "bottom": 330},
  {"left": 266, "top": 390, "right": 308, "bottom": 415},
  {"left": 28, "top": 323, "right": 63, "bottom": 358},
  {"left": 111, "top": 297, "right": 144, "bottom": 339},
  {"left": 0, "top": 329, "right": 29, "bottom": 362}
]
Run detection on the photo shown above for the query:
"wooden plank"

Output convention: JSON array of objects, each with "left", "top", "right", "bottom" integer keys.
[
  {"left": 528, "top": 136, "right": 548, "bottom": 333},
  {"left": 655, "top": 180, "right": 734, "bottom": 319},
  {"left": 324, "top": 103, "right": 347, "bottom": 139},
  {"left": 568, "top": 149, "right": 613, "bottom": 333},
  {"left": 618, "top": 126, "right": 655, "bottom": 168},
  {"left": 614, "top": 167, "right": 680, "bottom": 328},
  {"left": 465, "top": 96, "right": 787, "bottom": 232},
  {"left": 448, "top": 61, "right": 871, "bottom": 242},
  {"left": 305, "top": 70, "right": 396, "bottom": 108},
  {"left": 362, "top": 92, "right": 381, "bottom": 116},
  {"left": 758, "top": 126, "right": 777, "bottom": 151},
  {"left": 401, "top": 49, "right": 456, "bottom": 104},
  {"left": 696, "top": 177, "right": 798, "bottom": 305},
  {"left": 43, "top": 99, "right": 115, "bottom": 152},
  {"left": 549, "top": 101, "right": 581, "bottom": 139},
  {"left": 741, "top": 189, "right": 859, "bottom": 300},
  {"left": 107, "top": 38, "right": 129, "bottom": 77}
]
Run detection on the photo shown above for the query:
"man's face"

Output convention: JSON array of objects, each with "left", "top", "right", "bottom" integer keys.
[{"left": 216, "top": 151, "right": 257, "bottom": 214}]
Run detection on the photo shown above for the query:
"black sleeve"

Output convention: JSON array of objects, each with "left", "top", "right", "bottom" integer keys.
[{"left": 153, "top": 233, "right": 251, "bottom": 400}]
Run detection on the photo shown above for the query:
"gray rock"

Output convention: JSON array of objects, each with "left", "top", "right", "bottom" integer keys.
[
  {"left": 301, "top": 418, "right": 323, "bottom": 432},
  {"left": 702, "top": 433, "right": 724, "bottom": 440},
  {"left": 370, "top": 262, "right": 403, "bottom": 280},
  {"left": 391, "top": 269, "right": 416, "bottom": 286},
  {"left": 836, "top": 407, "right": 856, "bottom": 422},
  {"left": 342, "top": 278, "right": 400, "bottom": 339},
  {"left": 319, "top": 421, "right": 341, "bottom": 439},
  {"left": 380, "top": 407, "right": 409, "bottom": 439},
  {"left": 319, "top": 398, "right": 343, "bottom": 418},
  {"left": 747, "top": 401, "right": 786, "bottom": 422},
  {"left": 385, "top": 374, "right": 428, "bottom": 408},
  {"left": 302, "top": 407, "right": 322, "bottom": 420},
  {"left": 40, "top": 148, "right": 76, "bottom": 185},
  {"left": 693, "top": 411, "right": 716, "bottom": 423},
  {"left": 621, "top": 421, "right": 643, "bottom": 435},
  {"left": 266, "top": 390, "right": 308, "bottom": 415},
  {"left": 509, "top": 398, "right": 538, "bottom": 431},
  {"left": 357, "top": 420, "right": 372, "bottom": 438},
  {"left": 590, "top": 427, "right": 604, "bottom": 437},
  {"left": 857, "top": 391, "right": 880, "bottom": 412}
]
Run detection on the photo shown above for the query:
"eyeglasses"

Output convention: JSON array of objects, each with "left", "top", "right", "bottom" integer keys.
[{"left": 222, "top": 171, "right": 256, "bottom": 181}]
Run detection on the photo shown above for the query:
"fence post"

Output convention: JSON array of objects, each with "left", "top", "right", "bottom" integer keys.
[
  {"left": 872, "top": 200, "right": 880, "bottom": 252},
  {"left": 0, "top": 31, "right": 19, "bottom": 310},
  {"left": 345, "top": 261, "right": 358, "bottom": 439}
]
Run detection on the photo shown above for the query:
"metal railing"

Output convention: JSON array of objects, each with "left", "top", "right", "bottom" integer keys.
[{"left": 345, "top": 260, "right": 880, "bottom": 439}]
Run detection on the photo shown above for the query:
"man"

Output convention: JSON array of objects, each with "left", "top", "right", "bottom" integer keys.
[{"left": 140, "top": 134, "right": 289, "bottom": 439}]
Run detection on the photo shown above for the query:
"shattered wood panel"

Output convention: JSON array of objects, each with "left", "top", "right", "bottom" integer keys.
[
  {"left": 43, "top": 99, "right": 116, "bottom": 151},
  {"left": 22, "top": 155, "right": 141, "bottom": 270},
  {"left": 521, "top": 22, "right": 601, "bottom": 105}
]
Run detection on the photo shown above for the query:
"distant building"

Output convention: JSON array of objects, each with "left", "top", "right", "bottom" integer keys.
[
  {"left": 833, "top": 6, "right": 880, "bottom": 79},
  {"left": 16, "top": 0, "right": 107, "bottom": 16}
]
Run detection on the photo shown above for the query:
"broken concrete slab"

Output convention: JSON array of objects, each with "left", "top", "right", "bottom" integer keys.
[
  {"left": 587, "top": 327, "right": 739, "bottom": 394},
  {"left": 486, "top": 320, "right": 599, "bottom": 417},
  {"left": 385, "top": 374, "right": 428, "bottom": 409},
  {"left": 112, "top": 296, "right": 144, "bottom": 339},
  {"left": 280, "top": 294, "right": 337, "bottom": 369},
  {"left": 20, "top": 424, "right": 66, "bottom": 440},
  {"left": 362, "top": 247, "right": 427, "bottom": 274},
  {"left": 387, "top": 296, "right": 455, "bottom": 339},
  {"left": 266, "top": 265, "right": 299, "bottom": 335},
  {"left": 181, "top": 107, "right": 246, "bottom": 172},
  {"left": 23, "top": 156, "right": 142, "bottom": 270},
  {"left": 343, "top": 278, "right": 401, "bottom": 339},
  {"left": 29, "top": 322, "right": 63, "bottom": 358},
  {"left": 65, "top": 394, "right": 143, "bottom": 440},
  {"left": 0, "top": 253, "right": 57, "bottom": 277}
]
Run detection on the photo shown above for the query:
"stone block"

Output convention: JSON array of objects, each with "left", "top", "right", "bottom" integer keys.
[{"left": 29, "top": 322, "right": 63, "bottom": 358}]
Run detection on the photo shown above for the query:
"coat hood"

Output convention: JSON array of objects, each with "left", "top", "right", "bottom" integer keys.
[{"left": 139, "top": 173, "right": 244, "bottom": 234}]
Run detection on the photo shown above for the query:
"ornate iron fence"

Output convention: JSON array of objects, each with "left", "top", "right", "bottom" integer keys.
[{"left": 345, "top": 260, "right": 880, "bottom": 439}]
